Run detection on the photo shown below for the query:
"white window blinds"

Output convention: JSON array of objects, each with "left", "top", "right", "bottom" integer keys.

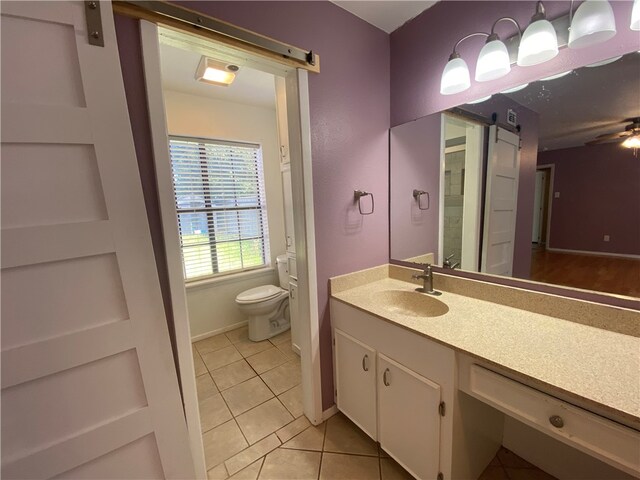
[{"left": 169, "top": 136, "right": 270, "bottom": 280}]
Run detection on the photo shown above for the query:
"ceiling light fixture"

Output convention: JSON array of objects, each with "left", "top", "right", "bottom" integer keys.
[
  {"left": 517, "top": 1, "right": 559, "bottom": 67},
  {"left": 500, "top": 83, "right": 530, "bottom": 94},
  {"left": 568, "top": 0, "right": 616, "bottom": 49},
  {"left": 631, "top": 0, "right": 640, "bottom": 30},
  {"left": 440, "top": 32, "right": 489, "bottom": 95},
  {"left": 476, "top": 17, "right": 521, "bottom": 82},
  {"left": 195, "top": 57, "right": 239, "bottom": 87},
  {"left": 622, "top": 134, "right": 640, "bottom": 149}
]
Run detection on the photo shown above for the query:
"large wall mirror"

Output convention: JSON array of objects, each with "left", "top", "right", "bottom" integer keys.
[{"left": 390, "top": 51, "right": 639, "bottom": 299}]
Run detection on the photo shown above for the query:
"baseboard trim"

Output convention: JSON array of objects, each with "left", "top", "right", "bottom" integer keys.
[
  {"left": 546, "top": 247, "right": 640, "bottom": 260},
  {"left": 191, "top": 321, "right": 248, "bottom": 343},
  {"left": 322, "top": 405, "right": 339, "bottom": 422}
]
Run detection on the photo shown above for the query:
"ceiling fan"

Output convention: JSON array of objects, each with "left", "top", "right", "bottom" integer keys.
[{"left": 586, "top": 117, "right": 640, "bottom": 148}]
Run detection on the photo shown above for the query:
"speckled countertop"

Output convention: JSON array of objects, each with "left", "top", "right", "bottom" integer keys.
[{"left": 331, "top": 274, "right": 640, "bottom": 428}]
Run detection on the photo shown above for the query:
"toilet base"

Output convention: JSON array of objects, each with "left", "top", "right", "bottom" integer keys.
[{"left": 247, "top": 306, "right": 291, "bottom": 342}]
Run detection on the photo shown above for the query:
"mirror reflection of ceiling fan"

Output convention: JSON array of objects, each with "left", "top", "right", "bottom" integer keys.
[{"left": 586, "top": 117, "right": 640, "bottom": 149}]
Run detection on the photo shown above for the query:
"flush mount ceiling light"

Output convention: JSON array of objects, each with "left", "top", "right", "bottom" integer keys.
[
  {"left": 195, "top": 57, "right": 239, "bottom": 87},
  {"left": 441, "top": 32, "right": 489, "bottom": 95},
  {"left": 500, "top": 83, "right": 530, "bottom": 94},
  {"left": 517, "top": 2, "right": 559, "bottom": 67},
  {"left": 632, "top": 0, "right": 640, "bottom": 30},
  {"left": 568, "top": 0, "right": 616, "bottom": 49},
  {"left": 476, "top": 17, "right": 521, "bottom": 82},
  {"left": 540, "top": 70, "right": 573, "bottom": 81}
]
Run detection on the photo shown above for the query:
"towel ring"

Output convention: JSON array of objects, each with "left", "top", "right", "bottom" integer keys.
[
  {"left": 354, "top": 190, "right": 374, "bottom": 215},
  {"left": 413, "top": 189, "right": 430, "bottom": 210}
]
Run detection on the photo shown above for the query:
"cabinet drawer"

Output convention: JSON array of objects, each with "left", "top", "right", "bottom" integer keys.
[{"left": 467, "top": 364, "right": 640, "bottom": 476}]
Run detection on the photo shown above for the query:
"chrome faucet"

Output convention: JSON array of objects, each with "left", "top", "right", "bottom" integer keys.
[
  {"left": 443, "top": 254, "right": 460, "bottom": 270},
  {"left": 411, "top": 264, "right": 442, "bottom": 296}
]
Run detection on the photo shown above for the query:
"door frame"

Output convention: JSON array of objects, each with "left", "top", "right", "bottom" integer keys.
[
  {"left": 536, "top": 164, "right": 555, "bottom": 248},
  {"left": 139, "top": 20, "right": 323, "bottom": 477}
]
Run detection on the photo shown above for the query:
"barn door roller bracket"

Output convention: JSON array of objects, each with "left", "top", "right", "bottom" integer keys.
[{"left": 85, "top": 1, "right": 105, "bottom": 47}]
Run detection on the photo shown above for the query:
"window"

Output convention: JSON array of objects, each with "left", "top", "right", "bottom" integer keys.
[{"left": 169, "top": 136, "right": 270, "bottom": 281}]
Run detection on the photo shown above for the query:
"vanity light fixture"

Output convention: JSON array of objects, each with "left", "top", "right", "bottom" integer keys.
[
  {"left": 440, "top": 32, "right": 489, "bottom": 95},
  {"left": 476, "top": 17, "right": 521, "bottom": 82},
  {"left": 467, "top": 95, "right": 492, "bottom": 104},
  {"left": 540, "top": 70, "right": 572, "bottom": 81},
  {"left": 586, "top": 55, "right": 622, "bottom": 67},
  {"left": 195, "top": 56, "right": 239, "bottom": 87},
  {"left": 568, "top": 0, "right": 616, "bottom": 49},
  {"left": 517, "top": 1, "right": 559, "bottom": 67},
  {"left": 500, "top": 83, "right": 529, "bottom": 94},
  {"left": 630, "top": 0, "right": 640, "bottom": 30}
]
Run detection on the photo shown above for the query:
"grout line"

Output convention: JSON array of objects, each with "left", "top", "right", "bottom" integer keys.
[
  {"left": 317, "top": 452, "right": 323, "bottom": 480},
  {"left": 255, "top": 456, "right": 266, "bottom": 479},
  {"left": 378, "top": 452, "right": 382, "bottom": 480}
]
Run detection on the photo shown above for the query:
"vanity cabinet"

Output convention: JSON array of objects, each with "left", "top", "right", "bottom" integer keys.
[{"left": 378, "top": 353, "right": 442, "bottom": 480}]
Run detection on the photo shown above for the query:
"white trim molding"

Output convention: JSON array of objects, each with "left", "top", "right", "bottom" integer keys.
[{"left": 191, "top": 321, "right": 248, "bottom": 343}]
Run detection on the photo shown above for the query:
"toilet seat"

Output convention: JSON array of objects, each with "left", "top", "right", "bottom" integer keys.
[{"left": 236, "top": 285, "right": 286, "bottom": 304}]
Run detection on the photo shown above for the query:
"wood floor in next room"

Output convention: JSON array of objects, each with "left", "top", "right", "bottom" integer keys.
[{"left": 193, "top": 326, "right": 556, "bottom": 480}]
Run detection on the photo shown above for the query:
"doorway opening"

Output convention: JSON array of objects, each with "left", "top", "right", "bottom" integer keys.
[{"left": 532, "top": 165, "right": 553, "bottom": 249}]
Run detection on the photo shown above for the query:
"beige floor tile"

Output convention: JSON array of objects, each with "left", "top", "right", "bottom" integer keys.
[
  {"left": 194, "top": 349, "right": 208, "bottom": 376},
  {"left": 505, "top": 468, "right": 557, "bottom": 480},
  {"left": 479, "top": 465, "right": 510, "bottom": 480},
  {"left": 275, "top": 416, "right": 311, "bottom": 443},
  {"left": 235, "top": 338, "right": 273, "bottom": 358},
  {"left": 225, "top": 326, "right": 249, "bottom": 344},
  {"left": 229, "top": 459, "right": 263, "bottom": 480},
  {"left": 196, "top": 334, "right": 233, "bottom": 355},
  {"left": 210, "top": 359, "right": 256, "bottom": 391},
  {"left": 197, "top": 373, "right": 219, "bottom": 401},
  {"left": 319, "top": 452, "right": 380, "bottom": 480},
  {"left": 246, "top": 347, "right": 287, "bottom": 374},
  {"left": 268, "top": 329, "right": 291, "bottom": 346},
  {"left": 497, "top": 448, "right": 535, "bottom": 469},
  {"left": 323, "top": 413, "right": 378, "bottom": 456},
  {"left": 200, "top": 393, "right": 233, "bottom": 433},
  {"left": 225, "top": 433, "right": 280, "bottom": 476},
  {"left": 258, "top": 447, "right": 321, "bottom": 480},
  {"left": 236, "top": 398, "right": 294, "bottom": 444},
  {"left": 221, "top": 377, "right": 274, "bottom": 416},
  {"left": 202, "top": 420, "right": 248, "bottom": 469},
  {"left": 278, "top": 384, "right": 303, "bottom": 418},
  {"left": 260, "top": 360, "right": 301, "bottom": 395},
  {"left": 203, "top": 345, "right": 243, "bottom": 372},
  {"left": 282, "top": 422, "right": 326, "bottom": 452},
  {"left": 380, "top": 457, "right": 414, "bottom": 480},
  {"left": 207, "top": 463, "right": 229, "bottom": 480},
  {"left": 275, "top": 343, "right": 299, "bottom": 360}
]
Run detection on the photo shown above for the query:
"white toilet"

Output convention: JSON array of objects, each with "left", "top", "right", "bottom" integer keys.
[{"left": 235, "top": 254, "right": 290, "bottom": 342}]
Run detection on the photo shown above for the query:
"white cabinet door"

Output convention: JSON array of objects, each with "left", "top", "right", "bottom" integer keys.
[
  {"left": 282, "top": 164, "right": 296, "bottom": 254},
  {"left": 0, "top": 2, "right": 194, "bottom": 478},
  {"left": 378, "top": 353, "right": 441, "bottom": 480},
  {"left": 289, "top": 280, "right": 301, "bottom": 354},
  {"left": 334, "top": 329, "right": 377, "bottom": 440}
]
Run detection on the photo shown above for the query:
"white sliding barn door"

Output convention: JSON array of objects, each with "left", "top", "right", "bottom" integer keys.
[
  {"left": 481, "top": 126, "right": 521, "bottom": 276},
  {"left": 1, "top": 2, "right": 195, "bottom": 479}
]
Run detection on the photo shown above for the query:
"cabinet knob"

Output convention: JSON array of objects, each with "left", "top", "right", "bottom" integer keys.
[
  {"left": 383, "top": 368, "right": 391, "bottom": 386},
  {"left": 549, "top": 415, "right": 564, "bottom": 428},
  {"left": 362, "top": 354, "right": 369, "bottom": 372}
]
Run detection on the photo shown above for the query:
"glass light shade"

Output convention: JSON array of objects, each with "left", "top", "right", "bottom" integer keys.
[
  {"left": 568, "top": 0, "right": 616, "bottom": 49},
  {"left": 586, "top": 55, "right": 622, "bottom": 67},
  {"left": 631, "top": 0, "right": 640, "bottom": 30},
  {"left": 517, "top": 19, "right": 559, "bottom": 66},
  {"left": 195, "top": 57, "right": 236, "bottom": 87},
  {"left": 622, "top": 134, "right": 640, "bottom": 149},
  {"left": 500, "top": 83, "right": 529, "bottom": 94},
  {"left": 440, "top": 57, "right": 471, "bottom": 95},
  {"left": 467, "top": 95, "right": 492, "bottom": 104},
  {"left": 540, "top": 70, "right": 572, "bottom": 81},
  {"left": 475, "top": 39, "right": 511, "bottom": 82}
]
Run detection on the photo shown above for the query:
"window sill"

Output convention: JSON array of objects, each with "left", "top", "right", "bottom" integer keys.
[{"left": 185, "top": 267, "right": 275, "bottom": 291}]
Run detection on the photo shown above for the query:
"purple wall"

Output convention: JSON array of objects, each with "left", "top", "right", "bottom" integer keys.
[
  {"left": 114, "top": 1, "right": 390, "bottom": 410},
  {"left": 463, "top": 95, "right": 540, "bottom": 279},
  {"left": 390, "top": 1, "right": 640, "bottom": 127},
  {"left": 390, "top": 114, "right": 441, "bottom": 262},
  {"left": 538, "top": 143, "right": 640, "bottom": 255}
]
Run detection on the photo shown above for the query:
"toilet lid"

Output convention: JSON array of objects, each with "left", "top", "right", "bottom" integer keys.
[{"left": 236, "top": 285, "right": 284, "bottom": 303}]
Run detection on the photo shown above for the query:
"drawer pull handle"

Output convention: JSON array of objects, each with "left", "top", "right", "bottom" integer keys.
[
  {"left": 383, "top": 368, "right": 391, "bottom": 386},
  {"left": 549, "top": 415, "right": 564, "bottom": 428},
  {"left": 362, "top": 355, "right": 369, "bottom": 372}
]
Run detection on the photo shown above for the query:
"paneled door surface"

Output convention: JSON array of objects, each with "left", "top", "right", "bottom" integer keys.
[{"left": 1, "top": 2, "right": 195, "bottom": 478}]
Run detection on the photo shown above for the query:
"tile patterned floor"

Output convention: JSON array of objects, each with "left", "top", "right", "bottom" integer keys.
[{"left": 194, "top": 326, "right": 555, "bottom": 480}]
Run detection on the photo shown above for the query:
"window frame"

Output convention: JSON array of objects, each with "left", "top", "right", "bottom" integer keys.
[{"left": 168, "top": 134, "right": 271, "bottom": 283}]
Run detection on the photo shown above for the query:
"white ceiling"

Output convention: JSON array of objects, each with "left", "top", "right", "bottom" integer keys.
[
  {"left": 331, "top": 1, "right": 438, "bottom": 33},
  {"left": 159, "top": 43, "right": 276, "bottom": 109}
]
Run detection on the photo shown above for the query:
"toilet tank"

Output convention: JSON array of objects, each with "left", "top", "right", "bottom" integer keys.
[{"left": 276, "top": 254, "right": 289, "bottom": 288}]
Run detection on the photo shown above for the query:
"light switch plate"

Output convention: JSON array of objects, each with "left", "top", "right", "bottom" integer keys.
[
  {"left": 604, "top": 235, "right": 610, "bottom": 242},
  {"left": 554, "top": 192, "right": 560, "bottom": 198}
]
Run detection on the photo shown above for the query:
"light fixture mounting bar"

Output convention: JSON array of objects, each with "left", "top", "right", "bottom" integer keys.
[
  {"left": 115, "top": 0, "right": 317, "bottom": 68},
  {"left": 503, "top": 14, "right": 570, "bottom": 63}
]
